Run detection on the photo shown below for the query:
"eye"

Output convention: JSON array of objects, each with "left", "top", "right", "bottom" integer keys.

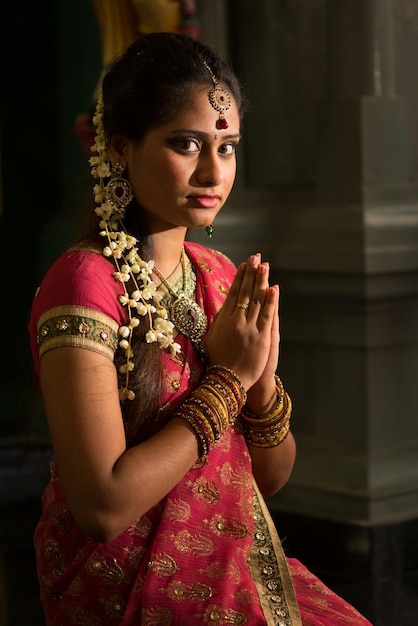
[
  {"left": 170, "top": 137, "right": 200, "bottom": 153},
  {"left": 218, "top": 142, "right": 237, "bottom": 156}
]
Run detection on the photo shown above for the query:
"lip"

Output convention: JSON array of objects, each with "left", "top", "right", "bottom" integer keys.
[{"left": 188, "top": 194, "right": 220, "bottom": 209}]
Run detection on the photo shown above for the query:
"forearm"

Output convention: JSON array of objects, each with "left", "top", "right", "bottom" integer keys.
[
  {"left": 241, "top": 374, "right": 296, "bottom": 496},
  {"left": 63, "top": 365, "right": 246, "bottom": 543},
  {"left": 249, "top": 432, "right": 296, "bottom": 496},
  {"left": 97, "top": 417, "right": 200, "bottom": 540}
]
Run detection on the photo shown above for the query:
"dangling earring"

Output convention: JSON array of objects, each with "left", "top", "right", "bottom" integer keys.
[
  {"left": 104, "top": 161, "right": 133, "bottom": 217},
  {"left": 205, "top": 224, "right": 213, "bottom": 238}
]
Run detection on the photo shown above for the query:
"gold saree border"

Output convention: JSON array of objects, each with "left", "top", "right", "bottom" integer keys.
[
  {"left": 251, "top": 479, "right": 302, "bottom": 625},
  {"left": 37, "top": 305, "right": 119, "bottom": 361}
]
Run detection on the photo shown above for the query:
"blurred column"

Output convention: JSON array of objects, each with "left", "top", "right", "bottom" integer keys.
[{"left": 214, "top": 2, "right": 418, "bottom": 621}]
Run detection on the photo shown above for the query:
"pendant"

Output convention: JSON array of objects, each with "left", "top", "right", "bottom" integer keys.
[{"left": 170, "top": 297, "right": 207, "bottom": 344}]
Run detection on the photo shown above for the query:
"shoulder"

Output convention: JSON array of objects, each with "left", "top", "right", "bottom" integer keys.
[
  {"left": 30, "top": 248, "right": 124, "bottom": 324},
  {"left": 184, "top": 242, "right": 236, "bottom": 275}
]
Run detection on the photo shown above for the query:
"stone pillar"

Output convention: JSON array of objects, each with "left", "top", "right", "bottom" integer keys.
[
  {"left": 201, "top": 1, "right": 418, "bottom": 622},
  {"left": 268, "top": 0, "right": 418, "bottom": 526}
]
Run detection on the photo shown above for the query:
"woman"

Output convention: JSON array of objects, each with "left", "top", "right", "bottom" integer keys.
[{"left": 29, "top": 32, "right": 373, "bottom": 625}]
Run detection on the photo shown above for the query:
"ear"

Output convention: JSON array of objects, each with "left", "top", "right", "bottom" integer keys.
[{"left": 107, "top": 134, "right": 129, "bottom": 167}]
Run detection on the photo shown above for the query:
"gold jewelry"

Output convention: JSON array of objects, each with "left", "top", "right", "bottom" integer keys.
[
  {"left": 206, "top": 364, "right": 247, "bottom": 417},
  {"left": 104, "top": 161, "right": 133, "bottom": 216},
  {"left": 241, "top": 375, "right": 285, "bottom": 421},
  {"left": 90, "top": 88, "right": 181, "bottom": 401},
  {"left": 153, "top": 249, "right": 208, "bottom": 347},
  {"left": 236, "top": 303, "right": 249, "bottom": 310},
  {"left": 175, "top": 365, "right": 247, "bottom": 458},
  {"left": 241, "top": 376, "right": 292, "bottom": 448},
  {"left": 203, "top": 61, "right": 231, "bottom": 130}
]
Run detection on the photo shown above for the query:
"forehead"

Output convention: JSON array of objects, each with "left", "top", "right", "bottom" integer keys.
[{"left": 164, "top": 85, "right": 240, "bottom": 132}]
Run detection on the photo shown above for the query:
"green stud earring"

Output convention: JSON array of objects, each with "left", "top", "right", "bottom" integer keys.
[{"left": 205, "top": 224, "right": 213, "bottom": 238}]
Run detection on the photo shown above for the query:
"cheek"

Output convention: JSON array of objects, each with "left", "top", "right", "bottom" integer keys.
[{"left": 225, "top": 160, "right": 237, "bottom": 188}]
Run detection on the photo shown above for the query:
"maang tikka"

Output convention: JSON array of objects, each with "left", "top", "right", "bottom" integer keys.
[{"left": 203, "top": 61, "right": 231, "bottom": 130}]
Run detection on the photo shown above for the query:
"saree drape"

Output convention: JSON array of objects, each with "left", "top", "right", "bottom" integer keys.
[{"left": 29, "top": 242, "right": 372, "bottom": 625}]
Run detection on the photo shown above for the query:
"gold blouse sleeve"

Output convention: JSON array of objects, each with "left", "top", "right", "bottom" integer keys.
[{"left": 37, "top": 305, "right": 119, "bottom": 361}]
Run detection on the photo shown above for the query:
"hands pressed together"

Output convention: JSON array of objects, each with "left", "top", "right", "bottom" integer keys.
[{"left": 205, "top": 253, "right": 280, "bottom": 409}]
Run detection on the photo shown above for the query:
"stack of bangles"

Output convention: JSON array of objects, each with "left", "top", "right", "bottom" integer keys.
[
  {"left": 240, "top": 375, "right": 292, "bottom": 448},
  {"left": 174, "top": 364, "right": 247, "bottom": 457}
]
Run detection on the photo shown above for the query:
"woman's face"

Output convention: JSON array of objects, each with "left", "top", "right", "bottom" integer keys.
[{"left": 119, "top": 86, "right": 241, "bottom": 235}]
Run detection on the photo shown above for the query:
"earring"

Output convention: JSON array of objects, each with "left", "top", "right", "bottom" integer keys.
[
  {"left": 104, "top": 161, "right": 133, "bottom": 217},
  {"left": 205, "top": 224, "right": 213, "bottom": 238}
]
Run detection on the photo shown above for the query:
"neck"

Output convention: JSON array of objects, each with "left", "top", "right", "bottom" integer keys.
[{"left": 151, "top": 229, "right": 187, "bottom": 277}]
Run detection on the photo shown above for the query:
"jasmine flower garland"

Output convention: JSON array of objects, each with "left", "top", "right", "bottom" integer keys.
[{"left": 89, "top": 90, "right": 181, "bottom": 401}]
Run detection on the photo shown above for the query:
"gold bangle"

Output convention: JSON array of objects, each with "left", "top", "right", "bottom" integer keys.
[
  {"left": 241, "top": 375, "right": 284, "bottom": 422},
  {"left": 206, "top": 365, "right": 247, "bottom": 408},
  {"left": 243, "top": 393, "right": 292, "bottom": 448}
]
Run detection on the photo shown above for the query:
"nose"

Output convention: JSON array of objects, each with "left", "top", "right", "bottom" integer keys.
[{"left": 195, "top": 148, "right": 223, "bottom": 186}]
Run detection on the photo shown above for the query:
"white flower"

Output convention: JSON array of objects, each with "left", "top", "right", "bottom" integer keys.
[
  {"left": 119, "top": 361, "right": 135, "bottom": 374},
  {"left": 119, "top": 294, "right": 130, "bottom": 306},
  {"left": 145, "top": 330, "right": 157, "bottom": 343},
  {"left": 136, "top": 303, "right": 148, "bottom": 316},
  {"left": 91, "top": 87, "right": 183, "bottom": 401}
]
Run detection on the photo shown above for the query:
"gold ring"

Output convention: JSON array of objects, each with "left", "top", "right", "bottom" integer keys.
[{"left": 236, "top": 303, "right": 249, "bottom": 310}]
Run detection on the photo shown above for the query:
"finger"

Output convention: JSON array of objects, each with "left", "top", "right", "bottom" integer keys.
[
  {"left": 234, "top": 254, "right": 261, "bottom": 312},
  {"left": 271, "top": 284, "right": 280, "bottom": 342},
  {"left": 221, "top": 262, "right": 247, "bottom": 316},
  {"left": 223, "top": 254, "right": 260, "bottom": 316},
  {"left": 246, "top": 262, "right": 270, "bottom": 322},
  {"left": 257, "top": 285, "right": 279, "bottom": 333}
]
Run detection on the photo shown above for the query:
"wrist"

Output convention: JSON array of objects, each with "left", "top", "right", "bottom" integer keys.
[
  {"left": 241, "top": 376, "right": 292, "bottom": 448},
  {"left": 245, "top": 375, "right": 281, "bottom": 416}
]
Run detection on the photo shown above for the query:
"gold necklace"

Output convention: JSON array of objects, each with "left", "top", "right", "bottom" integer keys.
[{"left": 153, "top": 249, "right": 208, "bottom": 348}]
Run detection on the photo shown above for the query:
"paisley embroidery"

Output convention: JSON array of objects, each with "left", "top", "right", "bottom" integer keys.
[
  {"left": 132, "top": 516, "right": 153, "bottom": 537},
  {"left": 208, "top": 514, "right": 250, "bottom": 539},
  {"left": 172, "top": 528, "right": 215, "bottom": 557},
  {"left": 162, "top": 580, "right": 214, "bottom": 602},
  {"left": 202, "top": 604, "right": 248, "bottom": 624},
  {"left": 190, "top": 476, "right": 220, "bottom": 504},
  {"left": 86, "top": 557, "right": 124, "bottom": 585},
  {"left": 142, "top": 606, "right": 172, "bottom": 625},
  {"left": 127, "top": 545, "right": 146, "bottom": 568},
  {"left": 101, "top": 594, "right": 126, "bottom": 620},
  {"left": 199, "top": 559, "right": 242, "bottom": 585},
  {"left": 44, "top": 538, "right": 65, "bottom": 578},
  {"left": 165, "top": 497, "right": 192, "bottom": 522},
  {"left": 218, "top": 461, "right": 251, "bottom": 488},
  {"left": 148, "top": 553, "right": 179, "bottom": 577}
]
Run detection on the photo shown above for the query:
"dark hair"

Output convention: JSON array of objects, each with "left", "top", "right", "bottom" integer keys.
[
  {"left": 102, "top": 31, "right": 246, "bottom": 142},
  {"left": 83, "top": 33, "right": 246, "bottom": 442}
]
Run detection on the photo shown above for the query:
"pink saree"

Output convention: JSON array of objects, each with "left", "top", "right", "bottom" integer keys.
[{"left": 29, "top": 242, "right": 372, "bottom": 625}]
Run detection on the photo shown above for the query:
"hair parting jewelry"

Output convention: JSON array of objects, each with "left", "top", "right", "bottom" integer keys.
[
  {"left": 241, "top": 375, "right": 292, "bottom": 448},
  {"left": 203, "top": 60, "right": 231, "bottom": 130},
  {"left": 90, "top": 88, "right": 182, "bottom": 401}
]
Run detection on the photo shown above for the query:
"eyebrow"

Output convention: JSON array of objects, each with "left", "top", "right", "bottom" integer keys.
[{"left": 170, "top": 128, "right": 241, "bottom": 141}]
